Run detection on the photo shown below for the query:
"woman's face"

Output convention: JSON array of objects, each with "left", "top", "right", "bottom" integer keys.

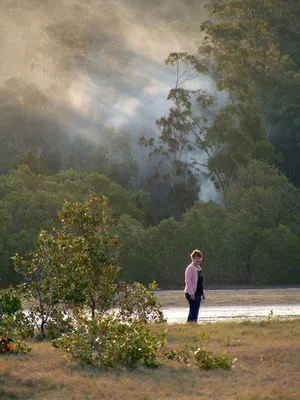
[{"left": 193, "top": 256, "right": 202, "bottom": 266}]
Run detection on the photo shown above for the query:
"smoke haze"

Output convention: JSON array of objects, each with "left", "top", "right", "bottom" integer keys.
[{"left": 0, "top": 0, "right": 223, "bottom": 200}]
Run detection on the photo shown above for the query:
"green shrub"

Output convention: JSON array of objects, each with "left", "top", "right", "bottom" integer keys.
[
  {"left": 45, "top": 308, "right": 74, "bottom": 339},
  {"left": 165, "top": 343, "right": 191, "bottom": 365},
  {"left": 0, "top": 287, "right": 33, "bottom": 354},
  {"left": 165, "top": 342, "right": 234, "bottom": 370},
  {"left": 12, "top": 340, "right": 32, "bottom": 354},
  {"left": 117, "top": 281, "right": 165, "bottom": 323},
  {"left": 0, "top": 287, "right": 22, "bottom": 318},
  {"left": 0, "top": 311, "right": 34, "bottom": 340},
  {"left": 53, "top": 314, "right": 166, "bottom": 368},
  {"left": 193, "top": 348, "right": 233, "bottom": 370}
]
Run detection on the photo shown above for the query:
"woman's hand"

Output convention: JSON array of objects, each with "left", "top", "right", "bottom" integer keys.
[{"left": 202, "top": 293, "right": 206, "bottom": 300}]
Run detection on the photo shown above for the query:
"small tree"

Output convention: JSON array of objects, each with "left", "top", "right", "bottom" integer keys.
[
  {"left": 57, "top": 196, "right": 121, "bottom": 318},
  {"left": 13, "top": 230, "right": 88, "bottom": 337},
  {"left": 13, "top": 196, "right": 165, "bottom": 344},
  {"left": 13, "top": 196, "right": 121, "bottom": 337}
]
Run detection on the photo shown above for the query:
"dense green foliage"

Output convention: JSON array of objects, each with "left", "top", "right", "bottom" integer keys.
[
  {"left": 1, "top": 163, "right": 299, "bottom": 288},
  {"left": 54, "top": 314, "right": 166, "bottom": 368},
  {"left": 0, "top": 167, "right": 145, "bottom": 286},
  {"left": 201, "top": 0, "right": 300, "bottom": 187},
  {"left": 116, "top": 161, "right": 300, "bottom": 286}
]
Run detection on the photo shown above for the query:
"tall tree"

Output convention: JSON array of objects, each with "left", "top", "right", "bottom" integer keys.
[
  {"left": 200, "top": 0, "right": 300, "bottom": 186},
  {"left": 142, "top": 46, "right": 273, "bottom": 191}
]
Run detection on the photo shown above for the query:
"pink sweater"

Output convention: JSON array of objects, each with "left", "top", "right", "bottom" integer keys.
[{"left": 184, "top": 263, "right": 198, "bottom": 295}]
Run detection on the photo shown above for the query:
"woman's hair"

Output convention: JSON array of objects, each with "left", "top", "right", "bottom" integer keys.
[{"left": 190, "top": 249, "right": 203, "bottom": 260}]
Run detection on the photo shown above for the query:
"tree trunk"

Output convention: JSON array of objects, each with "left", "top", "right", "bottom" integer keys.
[
  {"left": 40, "top": 317, "right": 46, "bottom": 338},
  {"left": 90, "top": 296, "right": 96, "bottom": 319}
]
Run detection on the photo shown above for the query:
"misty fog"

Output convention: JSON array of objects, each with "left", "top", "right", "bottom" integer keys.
[{"left": 0, "top": 0, "right": 225, "bottom": 200}]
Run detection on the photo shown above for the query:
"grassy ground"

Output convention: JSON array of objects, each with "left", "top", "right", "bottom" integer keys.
[
  {"left": 1, "top": 319, "right": 300, "bottom": 400},
  {"left": 156, "top": 288, "right": 300, "bottom": 308}
]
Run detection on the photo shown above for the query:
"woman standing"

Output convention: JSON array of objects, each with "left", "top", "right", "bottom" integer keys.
[{"left": 184, "top": 249, "right": 205, "bottom": 323}]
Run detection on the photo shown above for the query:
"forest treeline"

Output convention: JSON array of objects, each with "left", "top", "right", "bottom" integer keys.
[
  {"left": 1, "top": 161, "right": 299, "bottom": 287},
  {"left": 0, "top": 0, "right": 300, "bottom": 287}
]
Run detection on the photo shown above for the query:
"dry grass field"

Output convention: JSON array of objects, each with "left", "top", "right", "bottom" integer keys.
[{"left": 1, "top": 319, "right": 300, "bottom": 400}]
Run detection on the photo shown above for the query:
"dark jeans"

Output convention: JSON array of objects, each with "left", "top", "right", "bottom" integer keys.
[{"left": 185, "top": 292, "right": 201, "bottom": 322}]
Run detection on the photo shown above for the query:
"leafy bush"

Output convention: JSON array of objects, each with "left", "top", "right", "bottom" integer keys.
[
  {"left": 193, "top": 348, "right": 233, "bottom": 370},
  {"left": 11, "top": 339, "right": 32, "bottom": 354},
  {"left": 0, "top": 287, "right": 33, "bottom": 354},
  {"left": 0, "top": 287, "right": 22, "bottom": 318},
  {"left": 0, "top": 311, "right": 34, "bottom": 340},
  {"left": 117, "top": 281, "right": 165, "bottom": 323},
  {"left": 53, "top": 314, "right": 166, "bottom": 368},
  {"left": 165, "top": 344, "right": 191, "bottom": 365},
  {"left": 45, "top": 308, "right": 74, "bottom": 339},
  {"left": 165, "top": 341, "right": 234, "bottom": 370}
]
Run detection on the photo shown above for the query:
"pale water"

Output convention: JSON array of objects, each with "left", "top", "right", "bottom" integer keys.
[{"left": 163, "top": 304, "right": 300, "bottom": 323}]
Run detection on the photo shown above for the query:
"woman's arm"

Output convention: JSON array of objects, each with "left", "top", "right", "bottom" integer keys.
[{"left": 185, "top": 266, "right": 195, "bottom": 297}]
